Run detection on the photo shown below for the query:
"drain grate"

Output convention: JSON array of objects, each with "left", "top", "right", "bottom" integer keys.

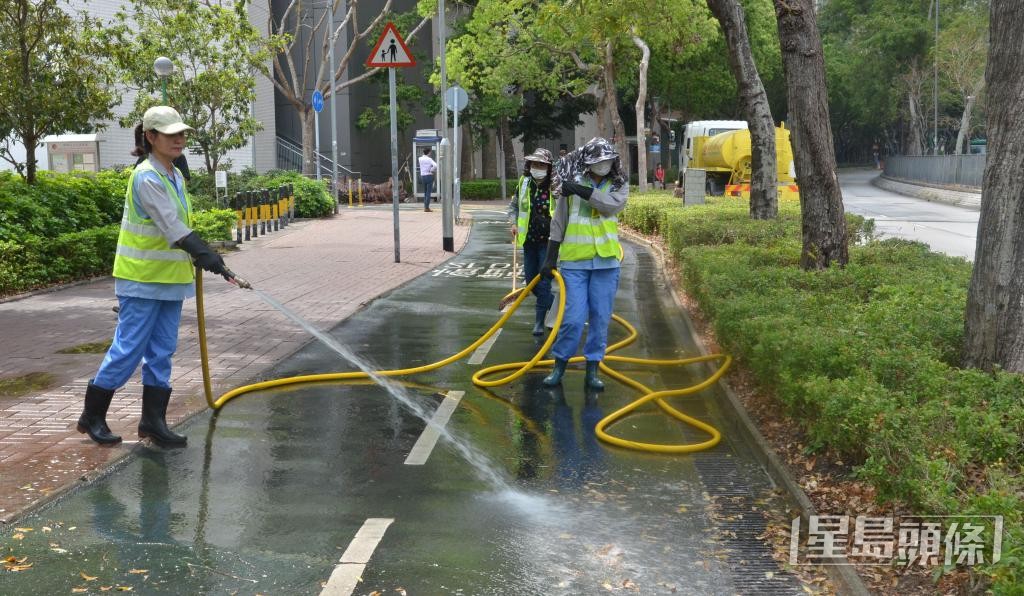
[{"left": 694, "top": 453, "right": 803, "bottom": 595}]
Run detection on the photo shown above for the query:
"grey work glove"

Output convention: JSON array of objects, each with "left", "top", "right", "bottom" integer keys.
[
  {"left": 175, "top": 231, "right": 228, "bottom": 277},
  {"left": 540, "top": 240, "right": 560, "bottom": 279}
]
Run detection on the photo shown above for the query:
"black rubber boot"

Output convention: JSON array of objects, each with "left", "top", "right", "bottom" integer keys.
[
  {"left": 138, "top": 385, "right": 187, "bottom": 448},
  {"left": 532, "top": 308, "right": 548, "bottom": 336},
  {"left": 543, "top": 358, "right": 568, "bottom": 386},
  {"left": 77, "top": 382, "right": 122, "bottom": 445},
  {"left": 584, "top": 360, "right": 605, "bottom": 391}
]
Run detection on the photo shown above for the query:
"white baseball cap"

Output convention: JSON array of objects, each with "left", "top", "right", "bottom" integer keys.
[{"left": 143, "top": 106, "right": 194, "bottom": 134}]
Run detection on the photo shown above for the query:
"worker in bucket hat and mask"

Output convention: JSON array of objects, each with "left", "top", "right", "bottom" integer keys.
[
  {"left": 508, "top": 148, "right": 559, "bottom": 335},
  {"left": 540, "top": 138, "right": 628, "bottom": 390}
]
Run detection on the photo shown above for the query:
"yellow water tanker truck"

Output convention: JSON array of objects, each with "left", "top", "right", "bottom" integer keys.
[{"left": 686, "top": 122, "right": 799, "bottom": 199}]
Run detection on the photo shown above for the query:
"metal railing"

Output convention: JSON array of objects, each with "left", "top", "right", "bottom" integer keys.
[
  {"left": 883, "top": 155, "right": 985, "bottom": 190},
  {"left": 275, "top": 136, "right": 360, "bottom": 180}
]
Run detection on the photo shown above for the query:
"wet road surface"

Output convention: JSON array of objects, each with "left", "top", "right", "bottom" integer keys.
[
  {"left": 3, "top": 212, "right": 806, "bottom": 594},
  {"left": 840, "top": 169, "right": 978, "bottom": 260}
]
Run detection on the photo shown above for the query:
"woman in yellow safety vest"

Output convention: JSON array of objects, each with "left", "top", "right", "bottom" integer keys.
[
  {"left": 540, "top": 138, "right": 628, "bottom": 390},
  {"left": 508, "top": 148, "right": 558, "bottom": 335},
  {"left": 78, "top": 106, "right": 239, "bottom": 448}
]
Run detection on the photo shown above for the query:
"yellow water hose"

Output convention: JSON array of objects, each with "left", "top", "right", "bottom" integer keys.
[{"left": 194, "top": 269, "right": 731, "bottom": 453}]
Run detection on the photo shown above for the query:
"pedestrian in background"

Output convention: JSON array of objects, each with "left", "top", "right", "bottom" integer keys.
[
  {"left": 419, "top": 147, "right": 438, "bottom": 212},
  {"left": 654, "top": 163, "right": 665, "bottom": 189},
  {"left": 541, "top": 138, "right": 628, "bottom": 390},
  {"left": 508, "top": 148, "right": 558, "bottom": 335},
  {"left": 78, "top": 106, "right": 237, "bottom": 448}
]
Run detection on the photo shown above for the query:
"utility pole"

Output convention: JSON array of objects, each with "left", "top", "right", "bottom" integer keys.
[
  {"left": 329, "top": 1, "right": 340, "bottom": 213},
  {"left": 933, "top": 0, "right": 939, "bottom": 155},
  {"left": 438, "top": 0, "right": 448, "bottom": 204}
]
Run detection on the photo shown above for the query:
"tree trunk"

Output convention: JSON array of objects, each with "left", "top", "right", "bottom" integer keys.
[
  {"left": 499, "top": 116, "right": 517, "bottom": 178},
  {"left": 23, "top": 132, "right": 37, "bottom": 184},
  {"left": 603, "top": 40, "right": 629, "bottom": 179},
  {"left": 907, "top": 91, "right": 924, "bottom": 156},
  {"left": 300, "top": 108, "right": 315, "bottom": 176},
  {"left": 954, "top": 94, "right": 976, "bottom": 155},
  {"left": 482, "top": 129, "right": 497, "bottom": 179},
  {"left": 775, "top": 0, "right": 848, "bottom": 269},
  {"left": 461, "top": 125, "right": 474, "bottom": 180},
  {"left": 962, "top": 0, "right": 1024, "bottom": 373},
  {"left": 708, "top": 0, "right": 778, "bottom": 219},
  {"left": 632, "top": 34, "right": 650, "bottom": 192}
]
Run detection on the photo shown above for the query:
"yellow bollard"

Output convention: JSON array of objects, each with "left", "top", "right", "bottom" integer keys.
[
  {"left": 347, "top": 177, "right": 353, "bottom": 208},
  {"left": 358, "top": 177, "right": 363, "bottom": 207}
]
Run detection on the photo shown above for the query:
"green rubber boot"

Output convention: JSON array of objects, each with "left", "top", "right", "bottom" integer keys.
[
  {"left": 584, "top": 360, "right": 605, "bottom": 391},
  {"left": 542, "top": 358, "right": 568, "bottom": 386}
]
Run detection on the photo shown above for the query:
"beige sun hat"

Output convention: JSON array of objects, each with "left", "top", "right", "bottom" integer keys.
[{"left": 143, "top": 106, "right": 194, "bottom": 134}]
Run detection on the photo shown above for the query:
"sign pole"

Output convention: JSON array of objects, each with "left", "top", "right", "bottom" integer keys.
[
  {"left": 365, "top": 21, "right": 415, "bottom": 264},
  {"left": 453, "top": 88, "right": 460, "bottom": 224},
  {"left": 329, "top": 3, "right": 339, "bottom": 214},
  {"left": 314, "top": 109, "right": 321, "bottom": 180},
  {"left": 389, "top": 67, "right": 400, "bottom": 263}
]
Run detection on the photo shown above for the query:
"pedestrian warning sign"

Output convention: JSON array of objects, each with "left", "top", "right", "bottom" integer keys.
[{"left": 366, "top": 22, "right": 416, "bottom": 68}]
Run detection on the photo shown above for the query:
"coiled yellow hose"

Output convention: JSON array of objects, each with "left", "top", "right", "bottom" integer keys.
[{"left": 195, "top": 269, "right": 730, "bottom": 453}]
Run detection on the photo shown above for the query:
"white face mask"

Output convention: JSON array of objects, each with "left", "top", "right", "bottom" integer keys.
[
  {"left": 530, "top": 167, "right": 548, "bottom": 181},
  {"left": 590, "top": 160, "right": 613, "bottom": 176}
]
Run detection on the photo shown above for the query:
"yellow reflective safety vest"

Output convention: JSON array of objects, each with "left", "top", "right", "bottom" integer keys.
[
  {"left": 559, "top": 178, "right": 621, "bottom": 262},
  {"left": 514, "top": 176, "right": 555, "bottom": 247},
  {"left": 112, "top": 159, "right": 195, "bottom": 284}
]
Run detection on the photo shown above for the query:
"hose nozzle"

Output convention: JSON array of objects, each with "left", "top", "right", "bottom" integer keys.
[{"left": 223, "top": 268, "right": 253, "bottom": 290}]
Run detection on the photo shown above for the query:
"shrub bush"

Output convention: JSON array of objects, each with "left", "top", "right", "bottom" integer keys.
[
  {"left": 0, "top": 226, "right": 118, "bottom": 295},
  {"left": 192, "top": 209, "right": 237, "bottom": 242},
  {"left": 461, "top": 179, "right": 504, "bottom": 200},
  {"left": 622, "top": 197, "right": 1023, "bottom": 591}
]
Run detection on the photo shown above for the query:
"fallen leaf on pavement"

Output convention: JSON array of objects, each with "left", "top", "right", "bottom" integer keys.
[
  {"left": 80, "top": 571, "right": 98, "bottom": 581},
  {"left": 72, "top": 588, "right": 88, "bottom": 593},
  {"left": 128, "top": 569, "right": 148, "bottom": 574},
  {"left": 12, "top": 533, "right": 24, "bottom": 540}
]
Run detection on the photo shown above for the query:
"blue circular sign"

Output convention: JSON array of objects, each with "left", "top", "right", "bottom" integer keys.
[{"left": 312, "top": 90, "right": 324, "bottom": 113}]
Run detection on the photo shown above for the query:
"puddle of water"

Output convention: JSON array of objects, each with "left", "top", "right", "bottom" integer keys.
[{"left": 252, "top": 289, "right": 539, "bottom": 501}]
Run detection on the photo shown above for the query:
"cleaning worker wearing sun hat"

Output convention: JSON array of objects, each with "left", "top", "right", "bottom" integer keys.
[
  {"left": 540, "top": 138, "right": 628, "bottom": 390},
  {"left": 78, "top": 106, "right": 243, "bottom": 448},
  {"left": 508, "top": 148, "right": 560, "bottom": 335}
]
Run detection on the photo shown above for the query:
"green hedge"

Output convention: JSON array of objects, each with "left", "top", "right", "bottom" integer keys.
[
  {"left": 621, "top": 194, "right": 1023, "bottom": 590},
  {"left": 461, "top": 179, "right": 504, "bottom": 200},
  {"left": 190, "top": 168, "right": 334, "bottom": 218},
  {"left": 0, "top": 170, "right": 128, "bottom": 241},
  {"left": 0, "top": 226, "right": 118, "bottom": 295},
  {"left": 192, "top": 209, "right": 236, "bottom": 242}
]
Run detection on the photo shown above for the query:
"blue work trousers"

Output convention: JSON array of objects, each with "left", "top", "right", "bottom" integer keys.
[
  {"left": 550, "top": 267, "right": 620, "bottom": 362},
  {"left": 521, "top": 242, "right": 553, "bottom": 315},
  {"left": 93, "top": 296, "right": 183, "bottom": 390},
  {"left": 422, "top": 174, "right": 435, "bottom": 208}
]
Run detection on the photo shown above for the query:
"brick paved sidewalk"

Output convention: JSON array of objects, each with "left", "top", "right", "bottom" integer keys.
[{"left": 0, "top": 206, "right": 472, "bottom": 524}]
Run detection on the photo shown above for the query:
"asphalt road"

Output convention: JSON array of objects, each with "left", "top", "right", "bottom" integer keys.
[
  {"left": 2, "top": 212, "right": 806, "bottom": 595},
  {"left": 839, "top": 169, "right": 978, "bottom": 260}
]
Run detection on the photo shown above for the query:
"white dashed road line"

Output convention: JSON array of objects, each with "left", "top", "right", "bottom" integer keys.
[
  {"left": 320, "top": 518, "right": 395, "bottom": 595},
  {"left": 468, "top": 328, "right": 502, "bottom": 365},
  {"left": 404, "top": 390, "right": 465, "bottom": 465}
]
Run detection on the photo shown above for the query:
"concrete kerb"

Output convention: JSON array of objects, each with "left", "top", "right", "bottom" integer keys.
[
  {"left": 620, "top": 227, "right": 871, "bottom": 596},
  {"left": 873, "top": 175, "right": 981, "bottom": 210}
]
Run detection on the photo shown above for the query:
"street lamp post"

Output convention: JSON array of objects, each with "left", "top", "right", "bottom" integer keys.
[{"left": 154, "top": 56, "right": 174, "bottom": 104}]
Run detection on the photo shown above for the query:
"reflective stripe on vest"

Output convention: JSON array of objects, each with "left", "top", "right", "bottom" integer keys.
[
  {"left": 559, "top": 178, "right": 621, "bottom": 262},
  {"left": 112, "top": 159, "right": 195, "bottom": 284},
  {"left": 515, "top": 176, "right": 555, "bottom": 247}
]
